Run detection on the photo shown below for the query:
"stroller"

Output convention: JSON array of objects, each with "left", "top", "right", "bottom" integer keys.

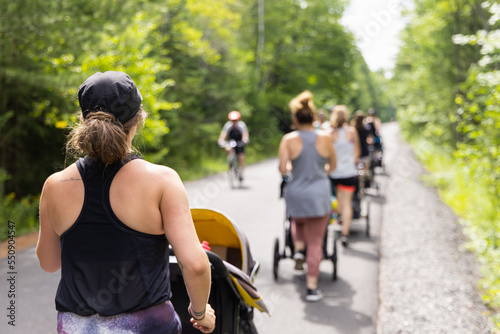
[
  {"left": 169, "top": 208, "right": 269, "bottom": 334},
  {"left": 353, "top": 163, "right": 371, "bottom": 237},
  {"left": 273, "top": 178, "right": 338, "bottom": 281}
]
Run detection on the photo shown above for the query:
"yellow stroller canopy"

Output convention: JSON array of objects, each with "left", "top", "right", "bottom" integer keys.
[
  {"left": 190, "top": 208, "right": 269, "bottom": 315},
  {"left": 191, "top": 208, "right": 253, "bottom": 274}
]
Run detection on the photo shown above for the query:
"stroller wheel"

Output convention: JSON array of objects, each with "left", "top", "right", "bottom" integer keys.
[
  {"left": 366, "top": 204, "right": 371, "bottom": 237},
  {"left": 332, "top": 237, "right": 338, "bottom": 281},
  {"left": 273, "top": 238, "right": 280, "bottom": 281},
  {"left": 238, "top": 310, "right": 258, "bottom": 334}
]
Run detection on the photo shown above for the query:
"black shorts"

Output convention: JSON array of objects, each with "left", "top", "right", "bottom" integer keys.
[
  {"left": 234, "top": 145, "right": 245, "bottom": 155},
  {"left": 329, "top": 176, "right": 357, "bottom": 187}
]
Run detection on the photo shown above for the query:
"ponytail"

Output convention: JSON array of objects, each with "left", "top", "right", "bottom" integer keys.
[
  {"left": 66, "top": 107, "right": 147, "bottom": 165},
  {"left": 330, "top": 105, "right": 348, "bottom": 128},
  {"left": 289, "top": 90, "right": 315, "bottom": 124}
]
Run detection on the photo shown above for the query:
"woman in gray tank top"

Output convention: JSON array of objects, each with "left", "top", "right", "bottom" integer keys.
[{"left": 278, "top": 90, "right": 336, "bottom": 302}]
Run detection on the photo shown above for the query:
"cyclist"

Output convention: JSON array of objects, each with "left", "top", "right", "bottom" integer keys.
[{"left": 218, "top": 111, "right": 249, "bottom": 180}]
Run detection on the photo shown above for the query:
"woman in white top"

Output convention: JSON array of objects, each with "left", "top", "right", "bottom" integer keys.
[{"left": 329, "top": 105, "right": 360, "bottom": 247}]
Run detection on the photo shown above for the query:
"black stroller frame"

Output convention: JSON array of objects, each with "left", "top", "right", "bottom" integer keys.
[
  {"left": 169, "top": 208, "right": 268, "bottom": 334},
  {"left": 169, "top": 251, "right": 257, "bottom": 334},
  {"left": 354, "top": 163, "right": 371, "bottom": 237},
  {"left": 273, "top": 199, "right": 338, "bottom": 281}
]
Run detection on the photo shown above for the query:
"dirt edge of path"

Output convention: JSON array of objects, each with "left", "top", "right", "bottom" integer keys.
[{"left": 1, "top": 232, "right": 39, "bottom": 258}]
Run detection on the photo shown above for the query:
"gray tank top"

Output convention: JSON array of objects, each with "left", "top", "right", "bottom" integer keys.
[
  {"left": 284, "top": 131, "right": 331, "bottom": 218},
  {"left": 329, "top": 127, "right": 357, "bottom": 179}
]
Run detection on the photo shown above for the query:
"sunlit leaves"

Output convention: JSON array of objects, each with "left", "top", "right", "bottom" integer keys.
[{"left": 397, "top": 0, "right": 500, "bottom": 327}]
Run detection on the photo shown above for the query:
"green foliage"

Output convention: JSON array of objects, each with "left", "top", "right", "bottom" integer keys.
[
  {"left": 0, "top": 0, "right": 394, "bottom": 234},
  {"left": 395, "top": 1, "right": 500, "bottom": 329},
  {"left": 0, "top": 169, "right": 39, "bottom": 241},
  {"left": 392, "top": 0, "right": 484, "bottom": 146}
]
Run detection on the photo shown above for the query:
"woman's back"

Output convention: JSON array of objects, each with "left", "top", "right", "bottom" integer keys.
[
  {"left": 53, "top": 156, "right": 171, "bottom": 316},
  {"left": 46, "top": 158, "right": 171, "bottom": 237},
  {"left": 289, "top": 131, "right": 328, "bottom": 183},
  {"left": 330, "top": 127, "right": 357, "bottom": 179},
  {"left": 284, "top": 131, "right": 331, "bottom": 218}
]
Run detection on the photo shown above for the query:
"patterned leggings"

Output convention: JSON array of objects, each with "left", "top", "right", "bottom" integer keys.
[
  {"left": 291, "top": 214, "right": 329, "bottom": 278},
  {"left": 57, "top": 301, "right": 182, "bottom": 334}
]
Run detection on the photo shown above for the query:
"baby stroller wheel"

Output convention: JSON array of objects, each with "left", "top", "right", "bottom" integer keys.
[
  {"left": 366, "top": 204, "right": 371, "bottom": 237},
  {"left": 331, "top": 235, "right": 338, "bottom": 281},
  {"left": 238, "top": 308, "right": 258, "bottom": 334},
  {"left": 273, "top": 238, "right": 280, "bottom": 281}
]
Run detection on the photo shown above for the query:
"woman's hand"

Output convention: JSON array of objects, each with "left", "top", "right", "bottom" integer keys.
[{"left": 189, "top": 304, "right": 216, "bottom": 333}]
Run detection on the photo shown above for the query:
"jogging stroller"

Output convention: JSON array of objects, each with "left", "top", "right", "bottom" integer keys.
[
  {"left": 273, "top": 178, "right": 338, "bottom": 281},
  {"left": 169, "top": 208, "right": 269, "bottom": 334},
  {"left": 353, "top": 163, "right": 371, "bottom": 236}
]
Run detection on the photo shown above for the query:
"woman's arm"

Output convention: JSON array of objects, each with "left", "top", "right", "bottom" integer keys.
[
  {"left": 352, "top": 127, "right": 361, "bottom": 163},
  {"left": 36, "top": 177, "right": 62, "bottom": 273},
  {"left": 326, "top": 137, "right": 337, "bottom": 175},
  {"left": 160, "top": 168, "right": 215, "bottom": 333},
  {"left": 278, "top": 135, "right": 290, "bottom": 175}
]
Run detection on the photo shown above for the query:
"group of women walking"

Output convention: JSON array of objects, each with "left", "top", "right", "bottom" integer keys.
[
  {"left": 36, "top": 70, "right": 379, "bottom": 334},
  {"left": 279, "top": 90, "right": 379, "bottom": 302}
]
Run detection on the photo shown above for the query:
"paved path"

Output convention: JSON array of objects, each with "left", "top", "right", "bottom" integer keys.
[{"left": 0, "top": 122, "right": 493, "bottom": 334}]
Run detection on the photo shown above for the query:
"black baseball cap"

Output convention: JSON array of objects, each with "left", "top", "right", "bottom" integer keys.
[{"left": 78, "top": 71, "right": 143, "bottom": 124}]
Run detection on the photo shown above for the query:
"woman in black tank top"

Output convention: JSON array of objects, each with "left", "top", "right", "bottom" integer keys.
[{"left": 36, "top": 71, "right": 215, "bottom": 334}]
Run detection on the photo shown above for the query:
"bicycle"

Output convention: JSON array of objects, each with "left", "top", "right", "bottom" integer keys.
[{"left": 224, "top": 139, "right": 244, "bottom": 189}]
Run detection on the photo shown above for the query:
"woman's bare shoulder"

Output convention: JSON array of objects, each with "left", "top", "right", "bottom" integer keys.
[
  {"left": 316, "top": 129, "right": 332, "bottom": 138},
  {"left": 125, "top": 159, "right": 183, "bottom": 186},
  {"left": 346, "top": 126, "right": 357, "bottom": 138},
  {"left": 283, "top": 130, "right": 299, "bottom": 139},
  {"left": 41, "top": 164, "right": 82, "bottom": 204},
  {"left": 44, "top": 163, "right": 79, "bottom": 186}
]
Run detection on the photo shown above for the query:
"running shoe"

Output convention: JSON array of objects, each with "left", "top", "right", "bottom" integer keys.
[
  {"left": 305, "top": 289, "right": 324, "bottom": 302},
  {"left": 340, "top": 235, "right": 349, "bottom": 247},
  {"left": 293, "top": 251, "right": 305, "bottom": 270}
]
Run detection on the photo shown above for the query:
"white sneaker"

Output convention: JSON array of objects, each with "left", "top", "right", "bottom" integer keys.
[
  {"left": 305, "top": 289, "right": 324, "bottom": 302},
  {"left": 293, "top": 251, "right": 305, "bottom": 270}
]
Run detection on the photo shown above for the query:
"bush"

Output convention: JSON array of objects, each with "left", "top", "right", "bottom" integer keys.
[{"left": 0, "top": 169, "right": 39, "bottom": 242}]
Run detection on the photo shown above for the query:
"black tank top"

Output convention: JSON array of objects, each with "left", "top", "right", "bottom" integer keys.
[
  {"left": 55, "top": 156, "right": 172, "bottom": 316},
  {"left": 228, "top": 124, "right": 243, "bottom": 141}
]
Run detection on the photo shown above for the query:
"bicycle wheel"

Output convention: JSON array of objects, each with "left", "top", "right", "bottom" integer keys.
[{"left": 227, "top": 152, "right": 238, "bottom": 189}]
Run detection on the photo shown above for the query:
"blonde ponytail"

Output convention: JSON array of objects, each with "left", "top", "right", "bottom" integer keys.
[{"left": 289, "top": 90, "right": 315, "bottom": 124}]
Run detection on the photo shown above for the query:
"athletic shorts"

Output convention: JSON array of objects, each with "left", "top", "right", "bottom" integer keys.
[
  {"left": 234, "top": 145, "right": 245, "bottom": 155},
  {"left": 330, "top": 176, "right": 357, "bottom": 193}
]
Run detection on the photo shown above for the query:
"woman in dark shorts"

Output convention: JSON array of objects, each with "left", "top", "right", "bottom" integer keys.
[
  {"left": 329, "top": 105, "right": 360, "bottom": 247},
  {"left": 36, "top": 71, "right": 215, "bottom": 334}
]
